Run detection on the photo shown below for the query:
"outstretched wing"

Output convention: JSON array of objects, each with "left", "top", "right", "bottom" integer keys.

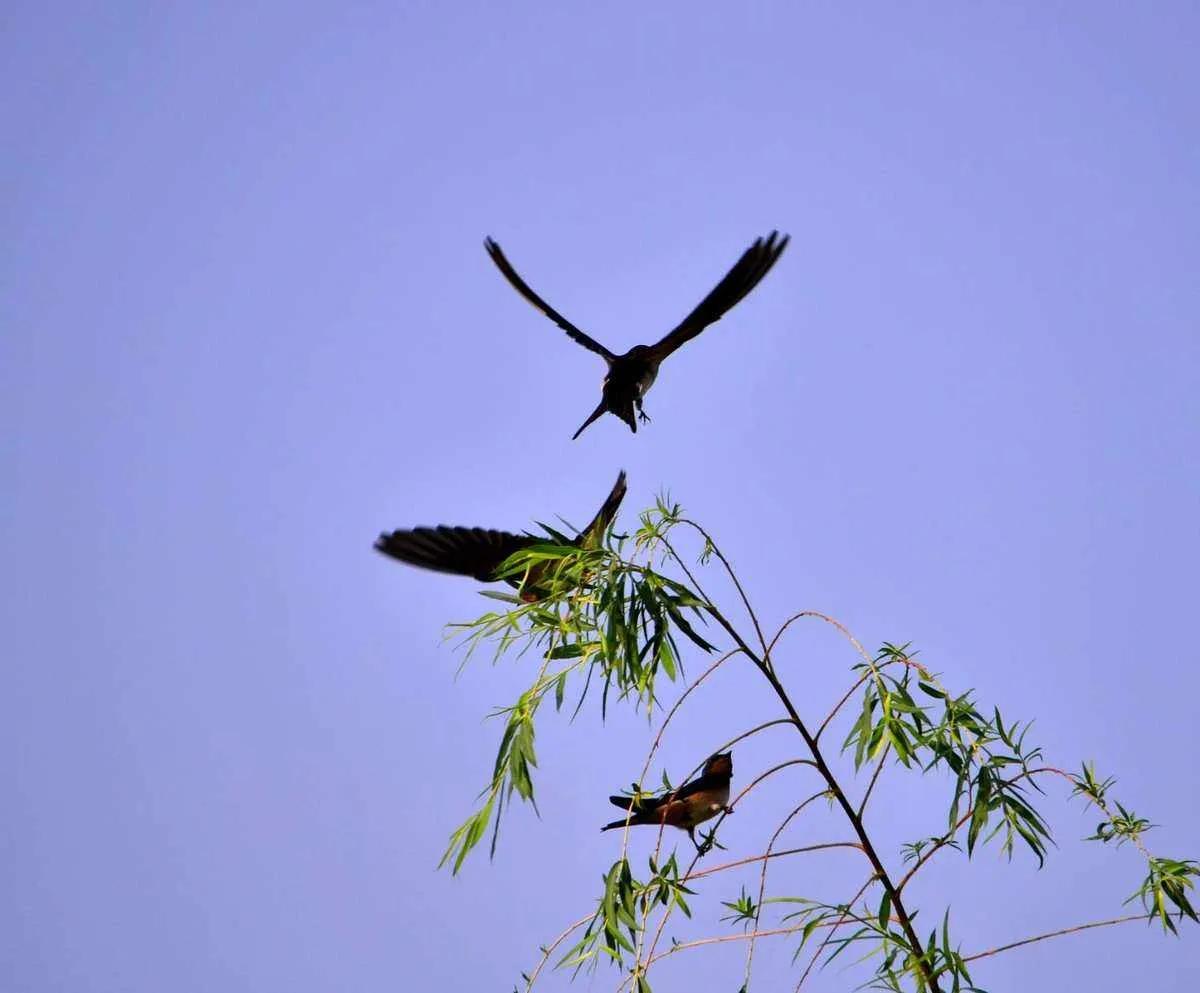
[
  {"left": 374, "top": 526, "right": 534, "bottom": 582},
  {"left": 484, "top": 238, "right": 615, "bottom": 360},
  {"left": 646, "top": 231, "right": 789, "bottom": 362}
]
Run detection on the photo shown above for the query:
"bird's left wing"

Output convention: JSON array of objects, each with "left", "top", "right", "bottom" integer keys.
[
  {"left": 374, "top": 526, "right": 534, "bottom": 582},
  {"left": 484, "top": 238, "right": 616, "bottom": 360}
]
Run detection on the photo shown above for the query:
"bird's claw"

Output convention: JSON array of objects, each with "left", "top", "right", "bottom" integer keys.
[
  {"left": 637, "top": 409, "right": 651, "bottom": 424},
  {"left": 691, "top": 827, "right": 724, "bottom": 857}
]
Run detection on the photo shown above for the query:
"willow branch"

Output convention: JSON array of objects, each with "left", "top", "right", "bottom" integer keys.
[
  {"left": 679, "top": 517, "right": 768, "bottom": 657},
  {"left": 897, "top": 765, "right": 1073, "bottom": 894},
  {"left": 963, "top": 913, "right": 1154, "bottom": 963},
  {"left": 686, "top": 841, "right": 862, "bottom": 882},
  {"left": 522, "top": 912, "right": 594, "bottom": 991},
  {"left": 768, "top": 609, "right": 874, "bottom": 666},
  {"left": 857, "top": 747, "right": 890, "bottom": 820},
  {"left": 816, "top": 667, "right": 876, "bottom": 741},
  {"left": 728, "top": 758, "right": 820, "bottom": 811},
  {"left": 633, "top": 755, "right": 825, "bottom": 974},
  {"left": 795, "top": 875, "right": 880, "bottom": 990},
  {"left": 638, "top": 911, "right": 885, "bottom": 974},
  {"left": 681, "top": 588, "right": 943, "bottom": 990},
  {"left": 743, "top": 790, "right": 832, "bottom": 989}
]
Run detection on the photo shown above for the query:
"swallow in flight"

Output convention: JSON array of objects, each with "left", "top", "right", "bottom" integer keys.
[
  {"left": 602, "top": 751, "right": 733, "bottom": 849},
  {"left": 374, "top": 471, "right": 626, "bottom": 601},
  {"left": 484, "top": 232, "right": 789, "bottom": 439}
]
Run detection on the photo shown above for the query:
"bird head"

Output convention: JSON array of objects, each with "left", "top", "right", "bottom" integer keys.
[{"left": 704, "top": 752, "right": 733, "bottom": 778}]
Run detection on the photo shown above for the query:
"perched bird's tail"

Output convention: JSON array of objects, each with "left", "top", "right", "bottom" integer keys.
[
  {"left": 580, "top": 471, "right": 627, "bottom": 545},
  {"left": 571, "top": 399, "right": 609, "bottom": 440},
  {"left": 601, "top": 816, "right": 639, "bottom": 832}
]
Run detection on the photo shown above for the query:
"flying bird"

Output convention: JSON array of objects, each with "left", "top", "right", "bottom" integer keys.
[
  {"left": 602, "top": 751, "right": 734, "bottom": 849},
  {"left": 484, "top": 231, "right": 789, "bottom": 439},
  {"left": 374, "top": 471, "right": 626, "bottom": 601}
]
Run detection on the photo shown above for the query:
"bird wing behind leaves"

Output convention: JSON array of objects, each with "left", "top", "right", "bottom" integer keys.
[
  {"left": 578, "top": 470, "right": 627, "bottom": 546},
  {"left": 646, "top": 230, "right": 789, "bottom": 362},
  {"left": 608, "top": 793, "right": 667, "bottom": 815},
  {"left": 484, "top": 238, "right": 616, "bottom": 361},
  {"left": 606, "top": 768, "right": 723, "bottom": 814},
  {"left": 374, "top": 526, "right": 535, "bottom": 582}
]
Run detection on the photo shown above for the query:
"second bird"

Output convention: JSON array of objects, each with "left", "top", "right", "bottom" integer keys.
[
  {"left": 485, "top": 231, "right": 790, "bottom": 439},
  {"left": 601, "top": 752, "right": 734, "bottom": 849}
]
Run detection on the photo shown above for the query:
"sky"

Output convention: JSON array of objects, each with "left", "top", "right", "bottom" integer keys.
[{"left": 3, "top": 3, "right": 1198, "bottom": 991}]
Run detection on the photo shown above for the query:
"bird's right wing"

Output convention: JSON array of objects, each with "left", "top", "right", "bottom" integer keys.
[
  {"left": 672, "top": 772, "right": 722, "bottom": 801},
  {"left": 646, "top": 230, "right": 789, "bottom": 362},
  {"left": 484, "top": 238, "right": 616, "bottom": 360},
  {"left": 374, "top": 526, "right": 534, "bottom": 582}
]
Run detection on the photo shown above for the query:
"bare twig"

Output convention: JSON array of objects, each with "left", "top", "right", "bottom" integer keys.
[
  {"left": 857, "top": 747, "right": 890, "bottom": 820},
  {"left": 964, "top": 913, "right": 1153, "bottom": 963},
  {"left": 743, "top": 790, "right": 833, "bottom": 988},
  {"left": 728, "top": 758, "right": 820, "bottom": 811},
  {"left": 768, "top": 610, "right": 874, "bottom": 666},
  {"left": 522, "top": 913, "right": 594, "bottom": 991},
  {"left": 685, "top": 841, "right": 862, "bottom": 882},
  {"left": 637, "top": 908, "right": 892, "bottom": 974}
]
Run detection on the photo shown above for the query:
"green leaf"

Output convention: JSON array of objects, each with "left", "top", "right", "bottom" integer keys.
[{"left": 878, "top": 891, "right": 892, "bottom": 929}]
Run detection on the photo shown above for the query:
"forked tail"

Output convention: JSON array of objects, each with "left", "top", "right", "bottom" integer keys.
[{"left": 571, "top": 399, "right": 608, "bottom": 440}]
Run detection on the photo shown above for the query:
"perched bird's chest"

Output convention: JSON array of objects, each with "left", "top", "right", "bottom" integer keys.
[{"left": 675, "top": 782, "right": 730, "bottom": 828}]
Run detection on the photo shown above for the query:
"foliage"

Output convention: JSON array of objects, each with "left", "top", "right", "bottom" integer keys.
[{"left": 425, "top": 494, "right": 1195, "bottom": 990}]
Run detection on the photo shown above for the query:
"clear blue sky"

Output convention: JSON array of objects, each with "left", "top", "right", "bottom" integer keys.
[{"left": 3, "top": 3, "right": 1197, "bottom": 991}]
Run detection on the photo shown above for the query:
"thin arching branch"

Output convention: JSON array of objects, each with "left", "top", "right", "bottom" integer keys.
[
  {"left": 635, "top": 906, "right": 896, "bottom": 976},
  {"left": 685, "top": 841, "right": 863, "bottom": 882},
  {"left": 728, "top": 758, "right": 820, "bottom": 811},
  {"left": 856, "top": 746, "right": 890, "bottom": 820},
  {"left": 632, "top": 754, "right": 829, "bottom": 975},
  {"left": 679, "top": 517, "right": 769, "bottom": 657},
  {"left": 743, "top": 790, "right": 832, "bottom": 989},
  {"left": 896, "top": 765, "right": 1074, "bottom": 894},
  {"left": 522, "top": 912, "right": 594, "bottom": 991},
  {"left": 963, "top": 913, "right": 1154, "bottom": 963},
  {"left": 795, "top": 875, "right": 881, "bottom": 990},
  {"left": 698, "top": 590, "right": 945, "bottom": 991}
]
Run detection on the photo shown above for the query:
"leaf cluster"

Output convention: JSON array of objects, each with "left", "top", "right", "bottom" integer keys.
[
  {"left": 559, "top": 856, "right": 693, "bottom": 984},
  {"left": 778, "top": 898, "right": 981, "bottom": 992},
  {"left": 442, "top": 529, "right": 715, "bottom": 870},
  {"left": 843, "top": 645, "right": 1052, "bottom": 867},
  {"left": 1071, "top": 762, "right": 1199, "bottom": 933}
]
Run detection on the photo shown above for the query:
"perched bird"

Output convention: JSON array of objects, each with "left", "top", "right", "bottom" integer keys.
[
  {"left": 484, "top": 232, "right": 790, "bottom": 439},
  {"left": 602, "top": 751, "right": 734, "bottom": 848},
  {"left": 374, "top": 471, "right": 626, "bottom": 601}
]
